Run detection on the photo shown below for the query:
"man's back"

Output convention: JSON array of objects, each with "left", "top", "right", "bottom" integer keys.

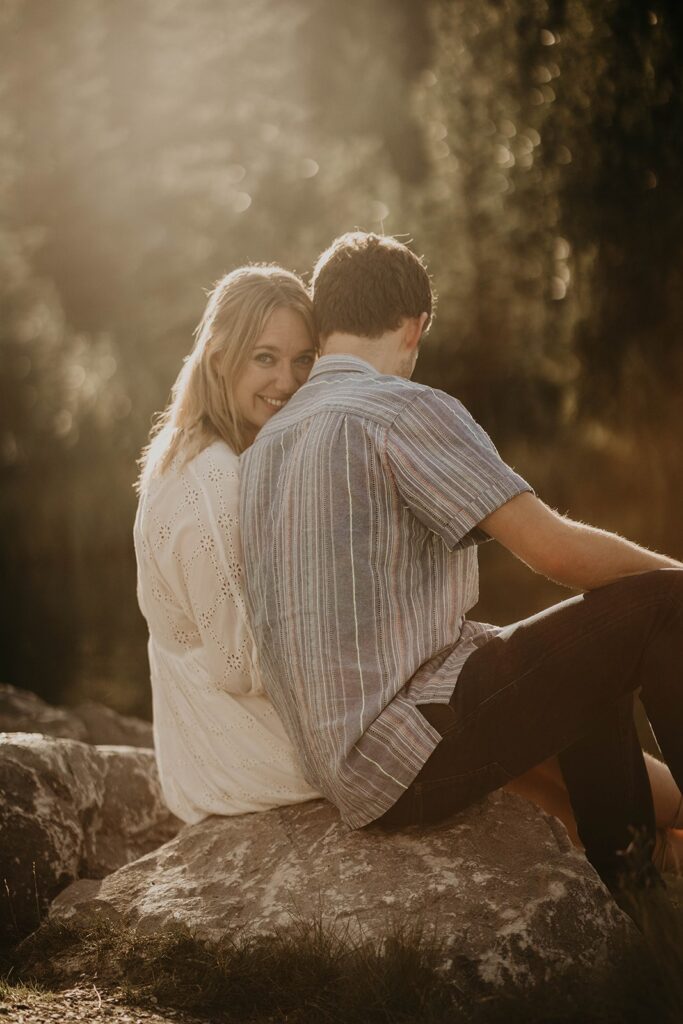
[{"left": 240, "top": 354, "right": 530, "bottom": 827}]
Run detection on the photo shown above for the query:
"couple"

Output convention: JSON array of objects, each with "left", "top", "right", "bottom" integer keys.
[{"left": 135, "top": 231, "right": 683, "bottom": 897}]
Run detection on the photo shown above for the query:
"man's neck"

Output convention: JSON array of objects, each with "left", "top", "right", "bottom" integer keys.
[{"left": 321, "top": 331, "right": 408, "bottom": 377}]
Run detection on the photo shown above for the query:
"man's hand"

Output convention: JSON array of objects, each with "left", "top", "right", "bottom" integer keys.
[{"left": 479, "top": 492, "right": 682, "bottom": 591}]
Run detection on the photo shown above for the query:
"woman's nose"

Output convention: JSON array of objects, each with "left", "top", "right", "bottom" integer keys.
[{"left": 275, "top": 361, "right": 298, "bottom": 393}]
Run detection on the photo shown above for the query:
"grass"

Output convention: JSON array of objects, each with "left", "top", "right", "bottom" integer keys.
[
  {"left": 0, "top": 975, "right": 57, "bottom": 1007},
  {"left": 8, "top": 916, "right": 459, "bottom": 1024},
  {"left": 0, "top": 896, "right": 676, "bottom": 1024}
]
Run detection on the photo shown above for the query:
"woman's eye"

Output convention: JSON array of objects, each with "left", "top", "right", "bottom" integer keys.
[
  {"left": 296, "top": 355, "right": 315, "bottom": 366},
  {"left": 254, "top": 353, "right": 273, "bottom": 365}
]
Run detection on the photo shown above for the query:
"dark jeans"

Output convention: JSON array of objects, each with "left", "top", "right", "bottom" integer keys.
[{"left": 378, "top": 568, "right": 683, "bottom": 891}]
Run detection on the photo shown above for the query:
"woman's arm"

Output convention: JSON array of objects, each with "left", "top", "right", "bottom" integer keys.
[{"left": 165, "top": 447, "right": 260, "bottom": 694}]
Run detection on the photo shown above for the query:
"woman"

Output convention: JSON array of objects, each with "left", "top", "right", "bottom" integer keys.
[
  {"left": 134, "top": 262, "right": 683, "bottom": 874},
  {"left": 134, "top": 265, "right": 320, "bottom": 823}
]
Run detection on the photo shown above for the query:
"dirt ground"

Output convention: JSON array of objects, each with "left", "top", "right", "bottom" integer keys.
[{"left": 0, "top": 984, "right": 211, "bottom": 1024}]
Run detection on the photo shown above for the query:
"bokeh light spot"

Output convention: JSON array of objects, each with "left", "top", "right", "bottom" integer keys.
[
  {"left": 551, "top": 277, "right": 567, "bottom": 300},
  {"left": 300, "top": 158, "right": 319, "bottom": 179},
  {"left": 554, "top": 237, "right": 571, "bottom": 260},
  {"left": 54, "top": 410, "right": 73, "bottom": 437},
  {"left": 491, "top": 172, "right": 510, "bottom": 194},
  {"left": 429, "top": 121, "right": 448, "bottom": 141},
  {"left": 65, "top": 364, "right": 86, "bottom": 389},
  {"left": 100, "top": 355, "right": 117, "bottom": 379},
  {"left": 370, "top": 200, "right": 390, "bottom": 223},
  {"left": 233, "top": 192, "right": 252, "bottom": 213},
  {"left": 2, "top": 434, "right": 18, "bottom": 465},
  {"left": 225, "top": 163, "right": 246, "bottom": 184},
  {"left": 541, "top": 29, "right": 556, "bottom": 45}
]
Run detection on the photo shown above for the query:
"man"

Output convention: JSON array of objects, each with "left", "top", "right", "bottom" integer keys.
[{"left": 240, "top": 231, "right": 683, "bottom": 894}]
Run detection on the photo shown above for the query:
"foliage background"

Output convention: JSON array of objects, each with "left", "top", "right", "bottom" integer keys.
[{"left": 1, "top": 0, "right": 682, "bottom": 717}]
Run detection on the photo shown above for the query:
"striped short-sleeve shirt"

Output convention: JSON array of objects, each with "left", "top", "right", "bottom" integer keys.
[{"left": 240, "top": 355, "right": 532, "bottom": 828}]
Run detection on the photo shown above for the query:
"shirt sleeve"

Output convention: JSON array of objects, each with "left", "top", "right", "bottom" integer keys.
[{"left": 385, "top": 388, "right": 533, "bottom": 550}]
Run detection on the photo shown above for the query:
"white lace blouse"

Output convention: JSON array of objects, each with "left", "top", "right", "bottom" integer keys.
[{"left": 133, "top": 439, "right": 320, "bottom": 823}]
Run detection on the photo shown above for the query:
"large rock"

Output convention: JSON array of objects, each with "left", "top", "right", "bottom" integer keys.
[
  {"left": 0, "top": 733, "right": 180, "bottom": 945},
  {"left": 0, "top": 683, "right": 153, "bottom": 748},
  {"left": 0, "top": 685, "right": 88, "bottom": 742},
  {"left": 50, "top": 793, "right": 641, "bottom": 996},
  {"left": 69, "top": 699, "right": 154, "bottom": 748}
]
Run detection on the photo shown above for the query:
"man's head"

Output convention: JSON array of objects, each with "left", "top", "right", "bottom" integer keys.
[{"left": 311, "top": 233, "right": 434, "bottom": 365}]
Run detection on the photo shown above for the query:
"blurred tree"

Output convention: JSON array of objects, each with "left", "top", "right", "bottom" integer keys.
[
  {"left": 411, "top": 1, "right": 584, "bottom": 434},
  {"left": 549, "top": 0, "right": 683, "bottom": 415},
  {"left": 413, "top": 0, "right": 683, "bottom": 429}
]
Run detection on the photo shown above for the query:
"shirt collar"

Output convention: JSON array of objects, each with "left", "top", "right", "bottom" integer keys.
[{"left": 308, "top": 354, "right": 381, "bottom": 380}]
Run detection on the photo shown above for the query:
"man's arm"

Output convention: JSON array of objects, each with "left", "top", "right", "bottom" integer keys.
[{"left": 480, "top": 492, "right": 682, "bottom": 591}]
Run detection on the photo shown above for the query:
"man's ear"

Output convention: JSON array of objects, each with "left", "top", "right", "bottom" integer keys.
[{"left": 404, "top": 312, "right": 429, "bottom": 351}]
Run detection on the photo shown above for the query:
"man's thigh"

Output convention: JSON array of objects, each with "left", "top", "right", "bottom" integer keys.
[{"left": 381, "top": 570, "right": 670, "bottom": 826}]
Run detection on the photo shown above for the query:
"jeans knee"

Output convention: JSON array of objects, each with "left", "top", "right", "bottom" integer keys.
[
  {"left": 651, "top": 567, "right": 683, "bottom": 599},
  {"left": 626, "top": 567, "right": 683, "bottom": 600},
  {"left": 642, "top": 568, "right": 683, "bottom": 631}
]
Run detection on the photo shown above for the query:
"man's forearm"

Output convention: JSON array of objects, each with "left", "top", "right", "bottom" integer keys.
[
  {"left": 542, "top": 518, "right": 682, "bottom": 591},
  {"left": 481, "top": 493, "right": 682, "bottom": 592}
]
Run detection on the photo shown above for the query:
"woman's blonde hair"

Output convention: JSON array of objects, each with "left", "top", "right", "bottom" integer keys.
[{"left": 136, "top": 265, "right": 316, "bottom": 492}]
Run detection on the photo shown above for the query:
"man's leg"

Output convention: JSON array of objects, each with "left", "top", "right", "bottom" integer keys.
[
  {"left": 379, "top": 569, "right": 683, "bottom": 891},
  {"left": 503, "top": 751, "right": 683, "bottom": 855}
]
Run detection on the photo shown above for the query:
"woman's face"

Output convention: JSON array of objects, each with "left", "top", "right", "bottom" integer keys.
[{"left": 233, "top": 306, "right": 316, "bottom": 445}]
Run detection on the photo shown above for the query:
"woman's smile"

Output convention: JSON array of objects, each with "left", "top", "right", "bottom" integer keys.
[{"left": 259, "top": 395, "right": 288, "bottom": 409}]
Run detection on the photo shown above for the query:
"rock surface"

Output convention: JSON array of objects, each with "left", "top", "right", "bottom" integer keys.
[
  {"left": 0, "top": 732, "right": 181, "bottom": 944},
  {"left": 50, "top": 793, "right": 641, "bottom": 995},
  {"left": 0, "top": 683, "right": 153, "bottom": 748}
]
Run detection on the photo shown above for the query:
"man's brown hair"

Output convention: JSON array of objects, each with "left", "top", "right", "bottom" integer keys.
[{"left": 311, "top": 232, "right": 434, "bottom": 340}]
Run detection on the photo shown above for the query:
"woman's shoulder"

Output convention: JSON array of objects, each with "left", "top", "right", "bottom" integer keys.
[
  {"left": 146, "top": 440, "right": 238, "bottom": 493},
  {"left": 137, "top": 440, "right": 242, "bottom": 547},
  {"left": 190, "top": 438, "right": 240, "bottom": 478},
  {"left": 137, "top": 440, "right": 240, "bottom": 528}
]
